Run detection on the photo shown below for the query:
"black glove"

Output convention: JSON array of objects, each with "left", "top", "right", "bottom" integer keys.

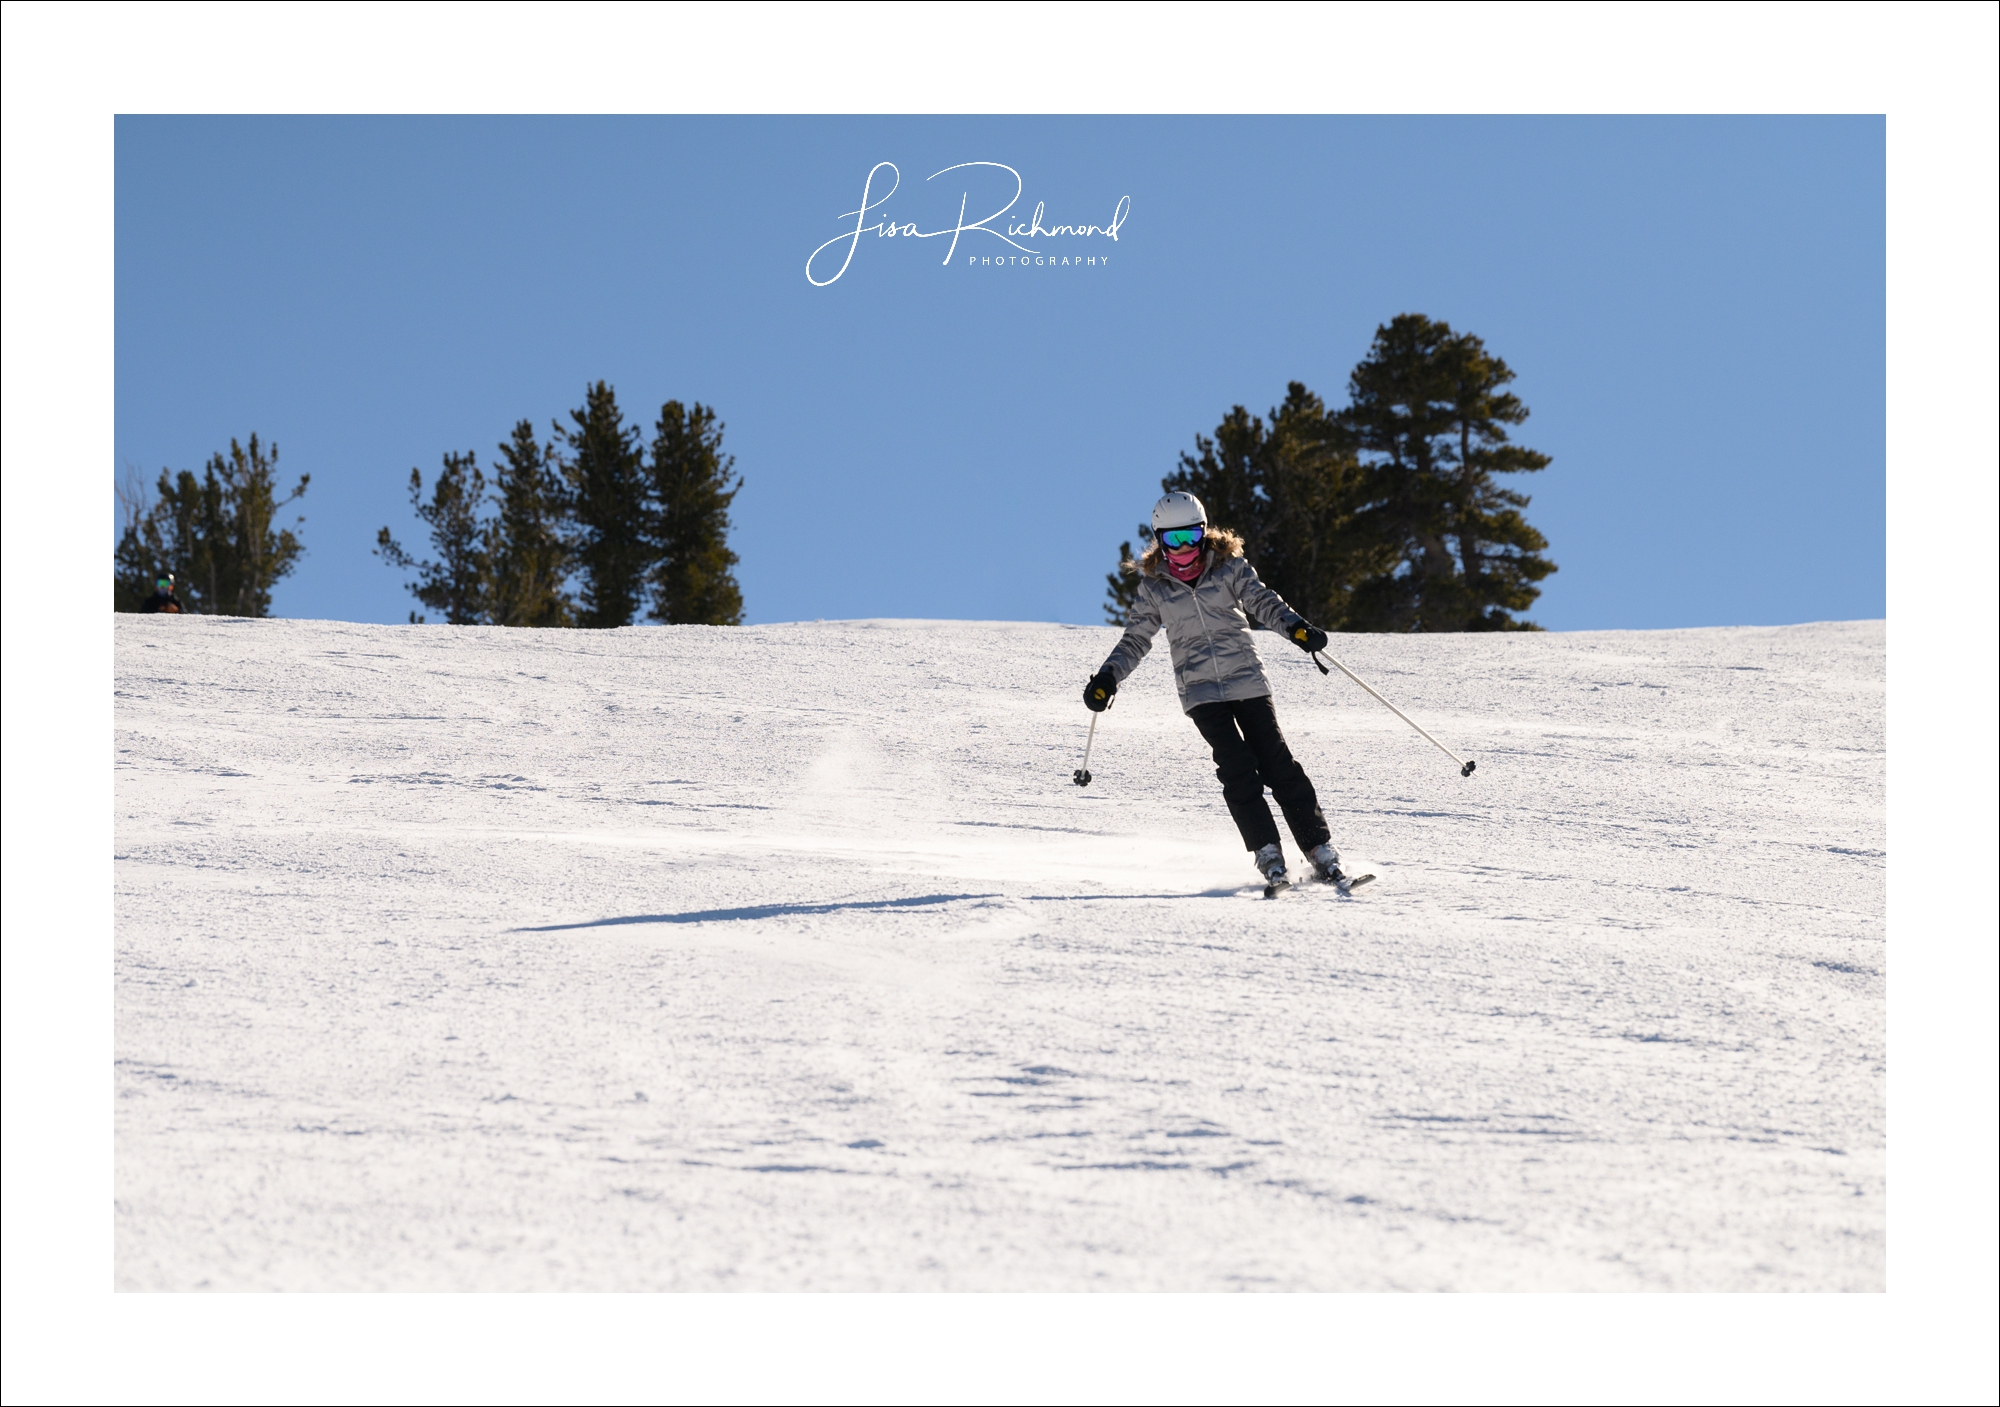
[
  {"left": 1083, "top": 669, "right": 1117, "bottom": 712},
  {"left": 1288, "top": 621, "right": 1328, "bottom": 654}
]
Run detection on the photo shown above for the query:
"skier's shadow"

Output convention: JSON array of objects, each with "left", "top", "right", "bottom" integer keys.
[
  {"left": 514, "top": 892, "right": 1004, "bottom": 931},
  {"left": 1025, "top": 888, "right": 1249, "bottom": 902},
  {"left": 514, "top": 886, "right": 1246, "bottom": 932}
]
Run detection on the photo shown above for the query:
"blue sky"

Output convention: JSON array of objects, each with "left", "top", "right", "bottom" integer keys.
[{"left": 114, "top": 116, "right": 1884, "bottom": 629}]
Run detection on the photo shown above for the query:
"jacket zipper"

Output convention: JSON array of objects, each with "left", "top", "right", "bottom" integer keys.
[{"left": 1176, "top": 566, "right": 1228, "bottom": 693}]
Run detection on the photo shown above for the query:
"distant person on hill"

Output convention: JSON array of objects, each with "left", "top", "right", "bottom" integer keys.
[
  {"left": 1084, "top": 491, "right": 1353, "bottom": 897},
  {"left": 140, "top": 574, "right": 185, "bottom": 614}
]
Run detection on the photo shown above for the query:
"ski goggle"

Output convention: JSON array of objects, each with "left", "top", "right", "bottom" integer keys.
[{"left": 1158, "top": 525, "right": 1205, "bottom": 551}]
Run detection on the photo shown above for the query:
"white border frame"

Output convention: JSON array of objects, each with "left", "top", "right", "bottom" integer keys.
[{"left": 5, "top": 4, "right": 1994, "bottom": 1404}]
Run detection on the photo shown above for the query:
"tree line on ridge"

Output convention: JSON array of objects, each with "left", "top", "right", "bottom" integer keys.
[
  {"left": 376, "top": 382, "right": 744, "bottom": 628},
  {"left": 113, "top": 382, "right": 744, "bottom": 628},
  {"left": 115, "top": 314, "right": 1552, "bottom": 635}
]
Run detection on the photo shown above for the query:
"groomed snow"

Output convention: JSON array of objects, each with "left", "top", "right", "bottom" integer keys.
[{"left": 114, "top": 615, "right": 1884, "bottom": 1291}]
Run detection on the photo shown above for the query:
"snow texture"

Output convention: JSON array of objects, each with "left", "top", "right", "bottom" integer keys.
[{"left": 114, "top": 616, "right": 1884, "bottom": 1291}]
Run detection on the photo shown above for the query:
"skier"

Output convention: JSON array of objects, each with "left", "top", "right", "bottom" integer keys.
[
  {"left": 140, "top": 574, "right": 185, "bottom": 614},
  {"left": 1085, "top": 491, "right": 1355, "bottom": 896}
]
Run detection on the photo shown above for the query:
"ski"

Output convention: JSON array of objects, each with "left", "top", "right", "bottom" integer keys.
[{"left": 1258, "top": 871, "right": 1368, "bottom": 899}]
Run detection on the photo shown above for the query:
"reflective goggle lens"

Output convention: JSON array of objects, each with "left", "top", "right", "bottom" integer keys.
[{"left": 1158, "top": 526, "right": 1204, "bottom": 550}]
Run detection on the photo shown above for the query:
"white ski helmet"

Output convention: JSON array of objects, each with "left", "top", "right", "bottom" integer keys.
[{"left": 1151, "top": 491, "right": 1207, "bottom": 534}]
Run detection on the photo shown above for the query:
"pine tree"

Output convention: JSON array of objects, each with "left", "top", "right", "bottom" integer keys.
[
  {"left": 646, "top": 400, "right": 744, "bottom": 626},
  {"left": 1337, "top": 315, "right": 1462, "bottom": 631},
  {"left": 1232, "top": 382, "right": 1385, "bottom": 629},
  {"left": 145, "top": 467, "right": 230, "bottom": 612},
  {"left": 1102, "top": 535, "right": 1146, "bottom": 624},
  {"left": 559, "top": 381, "right": 649, "bottom": 628},
  {"left": 114, "top": 435, "right": 307, "bottom": 615},
  {"left": 1337, "top": 314, "right": 1554, "bottom": 631},
  {"left": 210, "top": 436, "right": 310, "bottom": 617},
  {"left": 486, "top": 420, "right": 572, "bottom": 627},
  {"left": 375, "top": 451, "right": 491, "bottom": 624},
  {"left": 115, "top": 465, "right": 204, "bottom": 611},
  {"left": 1129, "top": 383, "right": 1383, "bottom": 629},
  {"left": 1167, "top": 406, "right": 1264, "bottom": 551},
  {"left": 1438, "top": 328, "right": 1557, "bottom": 630}
]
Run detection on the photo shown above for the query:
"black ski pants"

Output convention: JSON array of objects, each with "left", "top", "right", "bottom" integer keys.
[{"left": 1188, "top": 694, "right": 1331, "bottom": 854}]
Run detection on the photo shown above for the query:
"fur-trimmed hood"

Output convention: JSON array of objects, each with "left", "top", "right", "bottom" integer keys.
[{"left": 1126, "top": 526, "right": 1246, "bottom": 578}]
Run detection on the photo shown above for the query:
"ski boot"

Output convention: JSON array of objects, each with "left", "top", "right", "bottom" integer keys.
[
  {"left": 1307, "top": 842, "right": 1374, "bottom": 894},
  {"left": 1254, "top": 843, "right": 1291, "bottom": 898}
]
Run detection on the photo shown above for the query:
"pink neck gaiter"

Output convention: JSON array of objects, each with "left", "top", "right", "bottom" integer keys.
[{"left": 1164, "top": 546, "right": 1204, "bottom": 582}]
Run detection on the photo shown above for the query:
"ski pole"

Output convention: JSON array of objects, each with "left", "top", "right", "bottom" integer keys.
[
  {"left": 1073, "top": 699, "right": 1109, "bottom": 786},
  {"left": 1312, "top": 650, "right": 1476, "bottom": 777}
]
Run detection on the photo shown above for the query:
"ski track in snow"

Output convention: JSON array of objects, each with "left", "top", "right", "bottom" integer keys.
[{"left": 114, "top": 616, "right": 1884, "bottom": 1291}]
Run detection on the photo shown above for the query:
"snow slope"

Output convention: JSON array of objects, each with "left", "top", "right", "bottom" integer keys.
[{"left": 113, "top": 615, "right": 1884, "bottom": 1291}]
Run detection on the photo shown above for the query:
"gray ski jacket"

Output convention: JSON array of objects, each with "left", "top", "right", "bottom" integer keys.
[{"left": 1100, "top": 539, "right": 1310, "bottom": 713}]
